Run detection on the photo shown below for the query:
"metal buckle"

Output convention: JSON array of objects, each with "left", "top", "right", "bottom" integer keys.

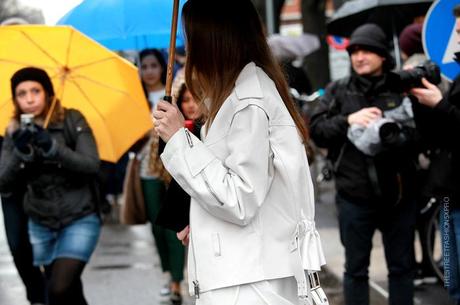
[
  {"left": 308, "top": 271, "right": 321, "bottom": 290},
  {"left": 308, "top": 272, "right": 329, "bottom": 305}
]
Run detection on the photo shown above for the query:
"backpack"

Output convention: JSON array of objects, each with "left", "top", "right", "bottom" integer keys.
[{"left": 62, "top": 110, "right": 112, "bottom": 216}]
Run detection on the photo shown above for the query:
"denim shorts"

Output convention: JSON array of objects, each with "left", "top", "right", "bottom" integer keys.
[{"left": 28, "top": 213, "right": 101, "bottom": 266}]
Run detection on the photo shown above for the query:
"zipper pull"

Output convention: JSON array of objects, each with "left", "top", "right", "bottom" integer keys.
[
  {"left": 185, "top": 129, "right": 194, "bottom": 148},
  {"left": 193, "top": 280, "right": 200, "bottom": 299}
]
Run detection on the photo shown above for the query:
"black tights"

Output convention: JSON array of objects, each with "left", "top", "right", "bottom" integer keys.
[{"left": 44, "top": 258, "right": 88, "bottom": 305}]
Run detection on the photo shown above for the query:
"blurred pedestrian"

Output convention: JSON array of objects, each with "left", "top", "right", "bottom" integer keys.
[
  {"left": 0, "top": 17, "right": 47, "bottom": 305},
  {"left": 410, "top": 5, "right": 460, "bottom": 304},
  {"left": 0, "top": 67, "right": 101, "bottom": 305},
  {"left": 153, "top": 0, "right": 327, "bottom": 304},
  {"left": 140, "top": 48, "right": 167, "bottom": 109},
  {"left": 310, "top": 24, "right": 418, "bottom": 305},
  {"left": 138, "top": 48, "right": 186, "bottom": 304},
  {"left": 0, "top": 140, "right": 46, "bottom": 305},
  {"left": 175, "top": 82, "right": 203, "bottom": 131},
  {"left": 399, "top": 23, "right": 425, "bottom": 64}
]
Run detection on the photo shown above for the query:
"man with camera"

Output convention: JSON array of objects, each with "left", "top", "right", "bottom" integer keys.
[
  {"left": 310, "top": 23, "right": 418, "bottom": 305},
  {"left": 409, "top": 5, "right": 460, "bottom": 304}
]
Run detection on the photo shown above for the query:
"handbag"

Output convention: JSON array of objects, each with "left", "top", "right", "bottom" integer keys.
[
  {"left": 120, "top": 154, "right": 147, "bottom": 224},
  {"left": 155, "top": 178, "right": 191, "bottom": 232}
]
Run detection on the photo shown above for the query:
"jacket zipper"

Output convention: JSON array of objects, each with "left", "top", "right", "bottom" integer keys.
[
  {"left": 189, "top": 224, "right": 200, "bottom": 298},
  {"left": 201, "top": 171, "right": 224, "bottom": 206}
]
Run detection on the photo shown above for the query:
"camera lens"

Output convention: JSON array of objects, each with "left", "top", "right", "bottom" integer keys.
[
  {"left": 390, "top": 60, "right": 441, "bottom": 92},
  {"left": 379, "top": 122, "right": 400, "bottom": 142}
]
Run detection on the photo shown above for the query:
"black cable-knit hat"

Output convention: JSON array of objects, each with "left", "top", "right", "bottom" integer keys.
[
  {"left": 11, "top": 67, "right": 55, "bottom": 98},
  {"left": 346, "top": 23, "right": 395, "bottom": 70}
]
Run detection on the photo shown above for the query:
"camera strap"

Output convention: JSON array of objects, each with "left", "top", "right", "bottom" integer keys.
[{"left": 365, "top": 157, "right": 382, "bottom": 198}]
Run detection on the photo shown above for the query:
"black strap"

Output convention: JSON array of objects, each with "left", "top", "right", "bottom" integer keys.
[
  {"left": 365, "top": 157, "right": 382, "bottom": 198},
  {"left": 62, "top": 110, "right": 77, "bottom": 150}
]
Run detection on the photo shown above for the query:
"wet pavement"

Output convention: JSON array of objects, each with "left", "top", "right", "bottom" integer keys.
[
  {"left": 0, "top": 182, "right": 456, "bottom": 305},
  {"left": 0, "top": 203, "right": 194, "bottom": 305}
]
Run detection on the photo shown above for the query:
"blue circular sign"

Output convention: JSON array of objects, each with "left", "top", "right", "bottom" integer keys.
[
  {"left": 423, "top": 0, "right": 460, "bottom": 81},
  {"left": 327, "top": 35, "right": 349, "bottom": 51}
]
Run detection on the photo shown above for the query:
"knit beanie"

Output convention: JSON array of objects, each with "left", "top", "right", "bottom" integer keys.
[
  {"left": 346, "top": 23, "right": 395, "bottom": 70},
  {"left": 399, "top": 23, "right": 423, "bottom": 57},
  {"left": 11, "top": 67, "right": 55, "bottom": 98}
]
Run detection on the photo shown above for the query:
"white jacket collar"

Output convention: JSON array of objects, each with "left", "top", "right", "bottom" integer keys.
[{"left": 235, "top": 62, "right": 264, "bottom": 100}]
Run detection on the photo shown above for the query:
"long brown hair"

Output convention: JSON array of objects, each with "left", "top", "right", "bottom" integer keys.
[{"left": 182, "top": 0, "right": 308, "bottom": 143}]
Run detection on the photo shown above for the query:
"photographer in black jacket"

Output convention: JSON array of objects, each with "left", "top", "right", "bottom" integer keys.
[
  {"left": 310, "top": 24, "right": 417, "bottom": 305},
  {"left": 410, "top": 5, "right": 460, "bottom": 303}
]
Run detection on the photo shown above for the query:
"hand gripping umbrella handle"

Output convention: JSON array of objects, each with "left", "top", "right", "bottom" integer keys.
[{"left": 159, "top": 0, "right": 180, "bottom": 154}]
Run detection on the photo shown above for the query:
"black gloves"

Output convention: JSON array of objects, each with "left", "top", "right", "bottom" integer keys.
[
  {"left": 12, "top": 125, "right": 55, "bottom": 157},
  {"left": 34, "top": 125, "right": 53, "bottom": 153},
  {"left": 12, "top": 128, "right": 34, "bottom": 154}
]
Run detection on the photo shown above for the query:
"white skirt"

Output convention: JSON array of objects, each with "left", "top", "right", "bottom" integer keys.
[{"left": 196, "top": 276, "right": 301, "bottom": 305}]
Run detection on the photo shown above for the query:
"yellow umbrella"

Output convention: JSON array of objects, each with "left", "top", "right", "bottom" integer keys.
[{"left": 0, "top": 25, "right": 153, "bottom": 162}]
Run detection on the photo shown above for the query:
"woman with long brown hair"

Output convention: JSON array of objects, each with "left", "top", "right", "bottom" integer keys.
[{"left": 153, "top": 0, "right": 327, "bottom": 303}]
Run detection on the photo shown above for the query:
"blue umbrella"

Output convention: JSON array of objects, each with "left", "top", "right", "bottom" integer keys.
[{"left": 57, "top": 0, "right": 185, "bottom": 51}]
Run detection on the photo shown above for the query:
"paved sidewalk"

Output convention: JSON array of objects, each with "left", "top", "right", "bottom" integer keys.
[{"left": 0, "top": 202, "right": 194, "bottom": 305}]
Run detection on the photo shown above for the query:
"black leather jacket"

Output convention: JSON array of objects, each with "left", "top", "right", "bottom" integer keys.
[
  {"left": 310, "top": 74, "right": 418, "bottom": 205},
  {"left": 0, "top": 109, "right": 100, "bottom": 228}
]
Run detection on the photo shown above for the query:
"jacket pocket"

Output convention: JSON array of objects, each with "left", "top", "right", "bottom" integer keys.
[{"left": 211, "top": 232, "right": 222, "bottom": 257}]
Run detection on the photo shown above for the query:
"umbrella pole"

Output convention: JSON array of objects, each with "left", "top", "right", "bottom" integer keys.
[
  {"left": 164, "top": 0, "right": 180, "bottom": 102},
  {"left": 43, "top": 78, "right": 65, "bottom": 128},
  {"left": 158, "top": 0, "right": 180, "bottom": 155}
]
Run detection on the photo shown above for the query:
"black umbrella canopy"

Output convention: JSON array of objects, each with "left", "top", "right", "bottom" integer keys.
[{"left": 327, "top": 0, "right": 433, "bottom": 38}]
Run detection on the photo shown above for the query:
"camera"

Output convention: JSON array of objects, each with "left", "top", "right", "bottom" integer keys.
[
  {"left": 378, "top": 121, "right": 407, "bottom": 148},
  {"left": 20, "top": 113, "right": 34, "bottom": 130},
  {"left": 389, "top": 60, "right": 441, "bottom": 92}
]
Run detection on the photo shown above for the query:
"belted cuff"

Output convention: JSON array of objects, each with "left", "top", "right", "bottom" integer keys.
[{"left": 290, "top": 219, "right": 326, "bottom": 271}]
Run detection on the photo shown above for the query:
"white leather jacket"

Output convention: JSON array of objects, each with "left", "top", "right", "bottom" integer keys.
[{"left": 161, "top": 62, "right": 326, "bottom": 297}]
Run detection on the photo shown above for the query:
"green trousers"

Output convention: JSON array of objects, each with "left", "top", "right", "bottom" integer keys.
[{"left": 141, "top": 178, "right": 185, "bottom": 282}]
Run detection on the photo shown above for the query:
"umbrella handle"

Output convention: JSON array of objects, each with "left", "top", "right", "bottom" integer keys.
[
  {"left": 165, "top": 0, "right": 180, "bottom": 101},
  {"left": 43, "top": 76, "right": 66, "bottom": 128},
  {"left": 43, "top": 96, "right": 57, "bottom": 128}
]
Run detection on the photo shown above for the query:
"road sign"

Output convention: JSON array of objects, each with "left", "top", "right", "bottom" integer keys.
[
  {"left": 423, "top": 0, "right": 460, "bottom": 81},
  {"left": 326, "top": 35, "right": 349, "bottom": 51}
]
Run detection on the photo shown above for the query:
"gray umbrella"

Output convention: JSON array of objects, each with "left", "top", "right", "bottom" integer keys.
[{"left": 327, "top": 0, "right": 433, "bottom": 68}]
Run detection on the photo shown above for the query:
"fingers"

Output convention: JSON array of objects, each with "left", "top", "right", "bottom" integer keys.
[
  {"left": 410, "top": 88, "right": 425, "bottom": 97},
  {"left": 177, "top": 225, "right": 189, "bottom": 240},
  {"left": 156, "top": 100, "right": 174, "bottom": 111},
  {"left": 177, "top": 226, "right": 190, "bottom": 246},
  {"left": 152, "top": 101, "right": 179, "bottom": 120},
  {"left": 421, "top": 77, "right": 436, "bottom": 89},
  {"left": 366, "top": 107, "right": 382, "bottom": 116},
  {"left": 182, "top": 235, "right": 189, "bottom": 246}
]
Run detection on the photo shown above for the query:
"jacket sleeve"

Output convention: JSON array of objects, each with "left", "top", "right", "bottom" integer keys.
[
  {"left": 0, "top": 133, "right": 25, "bottom": 193},
  {"left": 161, "top": 104, "right": 272, "bottom": 227},
  {"left": 434, "top": 98, "right": 460, "bottom": 131},
  {"left": 52, "top": 111, "right": 100, "bottom": 174},
  {"left": 309, "top": 82, "right": 349, "bottom": 148},
  {"left": 412, "top": 89, "right": 460, "bottom": 149}
]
